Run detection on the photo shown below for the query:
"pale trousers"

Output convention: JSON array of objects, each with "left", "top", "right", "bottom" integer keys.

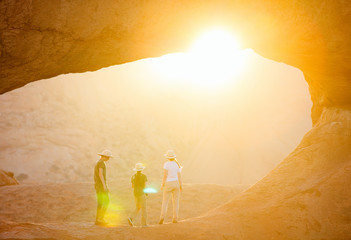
[
  {"left": 130, "top": 194, "right": 147, "bottom": 225},
  {"left": 160, "top": 181, "right": 180, "bottom": 220}
]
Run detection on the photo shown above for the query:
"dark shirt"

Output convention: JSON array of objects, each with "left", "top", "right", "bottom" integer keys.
[
  {"left": 131, "top": 172, "right": 147, "bottom": 197},
  {"left": 94, "top": 160, "right": 107, "bottom": 192}
]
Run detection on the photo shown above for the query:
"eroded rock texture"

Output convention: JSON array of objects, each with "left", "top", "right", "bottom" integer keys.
[
  {"left": 203, "top": 107, "right": 351, "bottom": 239},
  {"left": 0, "top": 0, "right": 350, "bottom": 122},
  {"left": 0, "top": 0, "right": 350, "bottom": 239},
  {"left": 0, "top": 169, "right": 18, "bottom": 186}
]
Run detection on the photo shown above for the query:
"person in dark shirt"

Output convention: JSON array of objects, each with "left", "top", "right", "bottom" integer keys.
[
  {"left": 127, "top": 163, "right": 148, "bottom": 227},
  {"left": 94, "top": 149, "right": 112, "bottom": 225}
]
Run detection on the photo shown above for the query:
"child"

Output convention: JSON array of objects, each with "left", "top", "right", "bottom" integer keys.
[{"left": 127, "top": 163, "right": 148, "bottom": 227}]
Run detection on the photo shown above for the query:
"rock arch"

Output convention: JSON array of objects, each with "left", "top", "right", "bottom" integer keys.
[{"left": 0, "top": 0, "right": 350, "bottom": 239}]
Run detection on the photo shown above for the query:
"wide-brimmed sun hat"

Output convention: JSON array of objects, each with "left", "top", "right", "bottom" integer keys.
[
  {"left": 133, "top": 162, "right": 145, "bottom": 171},
  {"left": 164, "top": 150, "right": 176, "bottom": 159},
  {"left": 98, "top": 149, "right": 113, "bottom": 158}
]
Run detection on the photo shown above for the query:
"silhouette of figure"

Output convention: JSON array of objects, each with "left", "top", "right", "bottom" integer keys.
[
  {"left": 159, "top": 150, "right": 183, "bottom": 224},
  {"left": 127, "top": 163, "right": 148, "bottom": 227},
  {"left": 94, "top": 149, "right": 112, "bottom": 225}
]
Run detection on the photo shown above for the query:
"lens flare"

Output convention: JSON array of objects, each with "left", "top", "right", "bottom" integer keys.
[
  {"left": 143, "top": 187, "right": 158, "bottom": 194},
  {"left": 102, "top": 193, "right": 126, "bottom": 227}
]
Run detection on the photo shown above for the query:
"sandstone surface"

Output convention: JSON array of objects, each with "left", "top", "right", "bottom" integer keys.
[
  {"left": 0, "top": 169, "right": 18, "bottom": 186},
  {"left": 0, "top": 0, "right": 350, "bottom": 123},
  {"left": 0, "top": 181, "right": 248, "bottom": 239}
]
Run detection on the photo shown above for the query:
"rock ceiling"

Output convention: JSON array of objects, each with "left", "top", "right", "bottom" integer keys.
[{"left": 0, "top": 0, "right": 350, "bottom": 124}]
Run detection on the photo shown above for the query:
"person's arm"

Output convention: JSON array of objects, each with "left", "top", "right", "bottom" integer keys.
[
  {"left": 161, "top": 169, "right": 168, "bottom": 190},
  {"left": 177, "top": 172, "right": 182, "bottom": 192},
  {"left": 144, "top": 176, "right": 148, "bottom": 196},
  {"left": 131, "top": 175, "right": 134, "bottom": 188},
  {"left": 99, "top": 168, "right": 108, "bottom": 192}
]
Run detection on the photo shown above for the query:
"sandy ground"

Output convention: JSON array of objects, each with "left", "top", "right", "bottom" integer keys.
[{"left": 0, "top": 180, "right": 249, "bottom": 239}]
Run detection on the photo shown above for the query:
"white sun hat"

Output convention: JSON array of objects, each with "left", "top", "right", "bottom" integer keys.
[
  {"left": 164, "top": 150, "right": 176, "bottom": 159},
  {"left": 98, "top": 149, "right": 113, "bottom": 158},
  {"left": 133, "top": 162, "right": 145, "bottom": 171}
]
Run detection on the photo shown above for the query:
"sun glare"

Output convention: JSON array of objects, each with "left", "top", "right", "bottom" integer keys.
[
  {"left": 152, "top": 28, "right": 248, "bottom": 90},
  {"left": 190, "top": 29, "right": 240, "bottom": 58}
]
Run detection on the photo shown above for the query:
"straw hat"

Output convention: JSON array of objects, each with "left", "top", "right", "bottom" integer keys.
[
  {"left": 133, "top": 162, "right": 145, "bottom": 171},
  {"left": 164, "top": 150, "right": 176, "bottom": 159},
  {"left": 98, "top": 149, "right": 113, "bottom": 158}
]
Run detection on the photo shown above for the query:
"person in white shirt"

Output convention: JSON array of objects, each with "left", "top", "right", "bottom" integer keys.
[{"left": 159, "top": 150, "right": 183, "bottom": 224}]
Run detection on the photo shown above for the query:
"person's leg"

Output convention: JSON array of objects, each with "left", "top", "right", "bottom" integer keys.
[
  {"left": 169, "top": 182, "right": 180, "bottom": 222},
  {"left": 127, "top": 196, "right": 139, "bottom": 226},
  {"left": 160, "top": 183, "right": 172, "bottom": 222},
  {"left": 96, "top": 191, "right": 103, "bottom": 222},
  {"left": 172, "top": 185, "right": 180, "bottom": 222},
  {"left": 99, "top": 192, "right": 110, "bottom": 221},
  {"left": 140, "top": 195, "right": 147, "bottom": 226},
  {"left": 130, "top": 195, "right": 141, "bottom": 220}
]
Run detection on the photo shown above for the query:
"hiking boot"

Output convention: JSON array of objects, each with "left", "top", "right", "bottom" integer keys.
[
  {"left": 158, "top": 218, "right": 164, "bottom": 224},
  {"left": 127, "top": 217, "right": 134, "bottom": 226}
]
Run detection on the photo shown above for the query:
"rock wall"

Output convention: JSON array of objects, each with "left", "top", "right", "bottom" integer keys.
[
  {"left": 201, "top": 107, "right": 351, "bottom": 239},
  {"left": 0, "top": 0, "right": 350, "bottom": 123}
]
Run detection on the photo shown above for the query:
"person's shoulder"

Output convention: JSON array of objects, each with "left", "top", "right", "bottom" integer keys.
[
  {"left": 131, "top": 173, "right": 137, "bottom": 180},
  {"left": 140, "top": 173, "right": 147, "bottom": 179}
]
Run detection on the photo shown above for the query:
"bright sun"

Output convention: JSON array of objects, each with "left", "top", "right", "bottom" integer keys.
[{"left": 152, "top": 28, "right": 249, "bottom": 90}]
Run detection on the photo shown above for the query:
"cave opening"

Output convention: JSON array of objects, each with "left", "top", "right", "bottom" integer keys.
[{"left": 0, "top": 47, "right": 312, "bottom": 186}]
